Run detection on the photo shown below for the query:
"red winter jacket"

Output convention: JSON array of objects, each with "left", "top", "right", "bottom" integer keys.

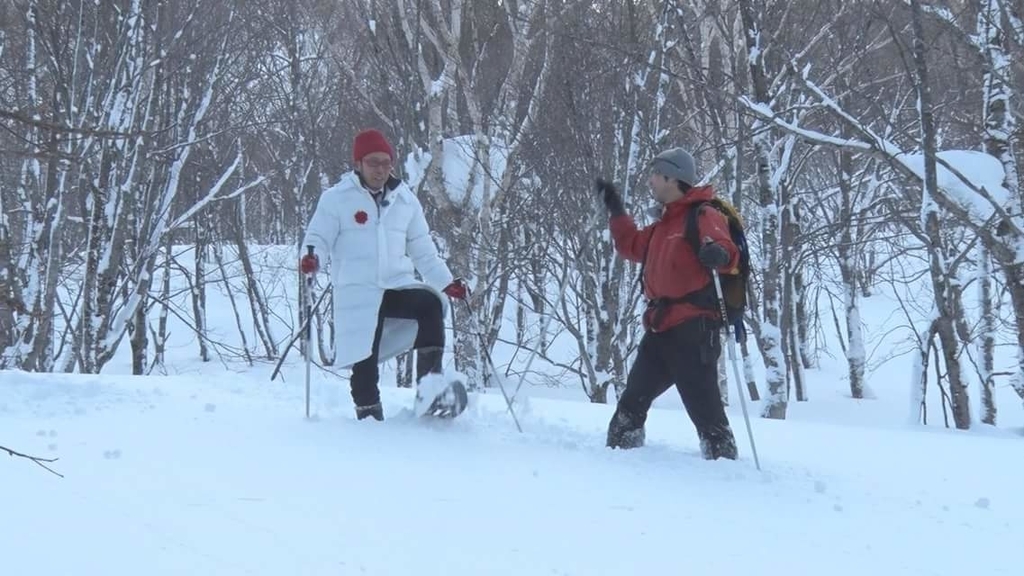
[{"left": 609, "top": 186, "right": 739, "bottom": 332}]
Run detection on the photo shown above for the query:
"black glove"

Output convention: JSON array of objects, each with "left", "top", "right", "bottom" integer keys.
[
  {"left": 595, "top": 178, "right": 625, "bottom": 217},
  {"left": 698, "top": 242, "right": 729, "bottom": 269}
]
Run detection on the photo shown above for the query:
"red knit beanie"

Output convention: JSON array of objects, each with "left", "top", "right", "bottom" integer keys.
[{"left": 352, "top": 129, "right": 394, "bottom": 163}]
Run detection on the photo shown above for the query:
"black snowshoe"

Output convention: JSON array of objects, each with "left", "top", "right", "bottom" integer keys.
[{"left": 415, "top": 373, "right": 469, "bottom": 419}]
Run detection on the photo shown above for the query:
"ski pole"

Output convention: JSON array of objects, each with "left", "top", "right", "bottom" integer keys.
[
  {"left": 304, "top": 245, "right": 315, "bottom": 419},
  {"left": 270, "top": 286, "right": 330, "bottom": 383},
  {"left": 711, "top": 269, "right": 761, "bottom": 471},
  {"left": 460, "top": 290, "right": 523, "bottom": 433}
]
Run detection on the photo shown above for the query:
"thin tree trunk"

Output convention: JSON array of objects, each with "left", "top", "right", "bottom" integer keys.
[
  {"left": 793, "top": 245, "right": 814, "bottom": 369},
  {"left": 909, "top": 320, "right": 938, "bottom": 425},
  {"left": 838, "top": 148, "right": 866, "bottom": 399},
  {"left": 233, "top": 195, "right": 277, "bottom": 359},
  {"left": 978, "top": 0, "right": 1024, "bottom": 409},
  {"left": 192, "top": 217, "right": 210, "bottom": 363},
  {"left": 130, "top": 298, "right": 148, "bottom": 375},
  {"left": 397, "top": 351, "right": 413, "bottom": 388},
  {"left": 151, "top": 236, "right": 172, "bottom": 373},
  {"left": 978, "top": 246, "right": 997, "bottom": 425},
  {"left": 738, "top": 0, "right": 787, "bottom": 419},
  {"left": 213, "top": 241, "right": 252, "bottom": 366},
  {"left": 782, "top": 187, "right": 805, "bottom": 401},
  {"left": 911, "top": 0, "right": 971, "bottom": 429},
  {"left": 739, "top": 336, "right": 760, "bottom": 401}
]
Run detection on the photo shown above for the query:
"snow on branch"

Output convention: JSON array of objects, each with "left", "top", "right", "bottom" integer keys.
[
  {"left": 2, "top": 444, "right": 63, "bottom": 478},
  {"left": 165, "top": 147, "right": 268, "bottom": 232},
  {"left": 737, "top": 96, "right": 873, "bottom": 150},
  {"left": 736, "top": 63, "right": 1017, "bottom": 234},
  {"left": 0, "top": 108, "right": 149, "bottom": 139}
]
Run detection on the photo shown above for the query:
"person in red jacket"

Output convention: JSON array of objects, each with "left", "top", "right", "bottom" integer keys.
[{"left": 597, "top": 146, "right": 739, "bottom": 460}]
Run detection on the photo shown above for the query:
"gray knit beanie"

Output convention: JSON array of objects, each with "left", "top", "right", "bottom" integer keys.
[{"left": 650, "top": 147, "right": 697, "bottom": 187}]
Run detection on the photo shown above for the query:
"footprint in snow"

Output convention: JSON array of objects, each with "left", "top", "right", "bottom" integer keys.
[
  {"left": 204, "top": 403, "right": 217, "bottom": 413},
  {"left": 103, "top": 449, "right": 122, "bottom": 460},
  {"left": 974, "top": 497, "right": 990, "bottom": 510}
]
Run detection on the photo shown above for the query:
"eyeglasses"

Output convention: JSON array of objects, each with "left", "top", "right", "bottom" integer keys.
[{"left": 363, "top": 158, "right": 393, "bottom": 170}]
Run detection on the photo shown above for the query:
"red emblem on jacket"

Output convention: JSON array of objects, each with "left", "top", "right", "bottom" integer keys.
[{"left": 354, "top": 210, "right": 368, "bottom": 224}]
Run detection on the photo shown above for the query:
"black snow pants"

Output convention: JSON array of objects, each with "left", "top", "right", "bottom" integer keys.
[
  {"left": 350, "top": 288, "right": 445, "bottom": 408},
  {"left": 606, "top": 316, "right": 738, "bottom": 460}
]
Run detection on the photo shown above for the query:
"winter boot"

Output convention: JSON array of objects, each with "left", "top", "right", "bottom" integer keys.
[
  {"left": 699, "top": 424, "right": 738, "bottom": 460},
  {"left": 606, "top": 408, "right": 646, "bottom": 449},
  {"left": 416, "top": 346, "right": 444, "bottom": 381},
  {"left": 355, "top": 402, "right": 384, "bottom": 421}
]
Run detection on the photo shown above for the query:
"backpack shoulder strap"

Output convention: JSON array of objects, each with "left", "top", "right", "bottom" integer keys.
[{"left": 684, "top": 201, "right": 711, "bottom": 255}]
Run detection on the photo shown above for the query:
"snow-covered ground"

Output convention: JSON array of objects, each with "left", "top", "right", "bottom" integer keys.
[
  {"left": 2, "top": 244, "right": 1023, "bottom": 575},
  {"left": 2, "top": 365, "right": 1022, "bottom": 576}
]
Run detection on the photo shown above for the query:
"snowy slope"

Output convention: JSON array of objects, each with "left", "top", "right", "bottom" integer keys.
[{"left": 2, "top": 366, "right": 1021, "bottom": 576}]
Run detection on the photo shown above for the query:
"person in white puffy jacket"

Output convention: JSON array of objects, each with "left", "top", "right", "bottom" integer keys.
[{"left": 299, "top": 128, "right": 469, "bottom": 421}]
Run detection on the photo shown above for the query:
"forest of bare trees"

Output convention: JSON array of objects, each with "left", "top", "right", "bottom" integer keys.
[{"left": 2, "top": 0, "right": 1023, "bottom": 430}]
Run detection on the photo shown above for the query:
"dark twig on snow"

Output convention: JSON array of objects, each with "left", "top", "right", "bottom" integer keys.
[{"left": 1, "top": 444, "right": 64, "bottom": 478}]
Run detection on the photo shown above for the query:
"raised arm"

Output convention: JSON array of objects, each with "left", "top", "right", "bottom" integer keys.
[
  {"left": 609, "top": 214, "right": 656, "bottom": 263},
  {"left": 596, "top": 178, "right": 655, "bottom": 263}
]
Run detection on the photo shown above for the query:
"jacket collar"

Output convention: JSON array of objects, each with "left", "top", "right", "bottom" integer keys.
[
  {"left": 356, "top": 171, "right": 403, "bottom": 193},
  {"left": 647, "top": 185, "right": 715, "bottom": 220},
  {"left": 345, "top": 170, "right": 411, "bottom": 205}
]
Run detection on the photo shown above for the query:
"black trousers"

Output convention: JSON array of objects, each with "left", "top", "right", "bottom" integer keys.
[
  {"left": 350, "top": 288, "right": 445, "bottom": 407},
  {"left": 607, "top": 317, "right": 737, "bottom": 459}
]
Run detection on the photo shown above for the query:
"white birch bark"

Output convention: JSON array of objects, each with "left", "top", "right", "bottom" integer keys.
[
  {"left": 977, "top": 0, "right": 1024, "bottom": 407},
  {"left": 837, "top": 149, "right": 868, "bottom": 400},
  {"left": 910, "top": 0, "right": 971, "bottom": 428},
  {"left": 978, "top": 246, "right": 997, "bottom": 425},
  {"left": 738, "top": 0, "right": 789, "bottom": 419},
  {"left": 95, "top": 20, "right": 233, "bottom": 371},
  {"left": 735, "top": 15, "right": 1023, "bottom": 421}
]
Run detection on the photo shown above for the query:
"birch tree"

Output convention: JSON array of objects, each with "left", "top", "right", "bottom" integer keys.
[
  {"left": 1, "top": 0, "right": 267, "bottom": 373},
  {"left": 737, "top": 0, "right": 1014, "bottom": 426},
  {"left": 1, "top": 1, "right": 68, "bottom": 372},
  {"left": 519, "top": 1, "right": 674, "bottom": 403},
  {"left": 975, "top": 0, "right": 1022, "bottom": 415},
  {"left": 833, "top": 153, "right": 889, "bottom": 399},
  {"left": 736, "top": 0, "right": 790, "bottom": 418}
]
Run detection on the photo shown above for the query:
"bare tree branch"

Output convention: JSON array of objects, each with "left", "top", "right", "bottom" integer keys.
[{"left": 1, "top": 444, "right": 63, "bottom": 478}]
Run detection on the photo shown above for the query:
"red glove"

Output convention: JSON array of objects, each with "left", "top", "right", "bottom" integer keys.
[
  {"left": 299, "top": 254, "right": 319, "bottom": 274},
  {"left": 443, "top": 278, "right": 468, "bottom": 300}
]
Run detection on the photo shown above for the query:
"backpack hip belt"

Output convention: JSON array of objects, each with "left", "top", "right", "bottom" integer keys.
[{"left": 646, "top": 289, "right": 721, "bottom": 331}]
